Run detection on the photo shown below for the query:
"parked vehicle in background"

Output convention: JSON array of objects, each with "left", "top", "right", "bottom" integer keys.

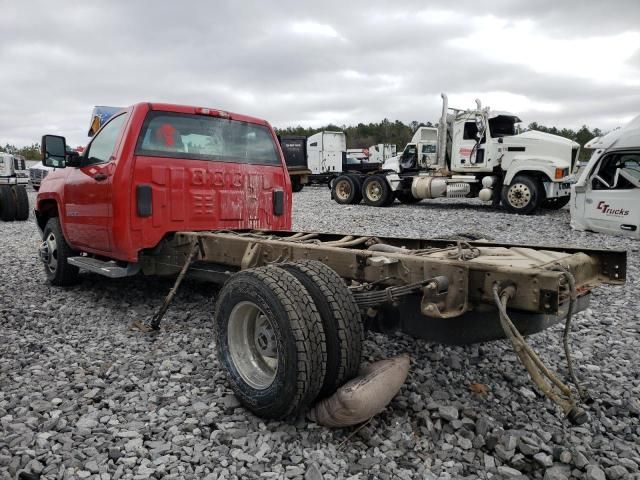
[
  {"left": 331, "top": 93, "right": 579, "bottom": 214},
  {"left": 0, "top": 152, "right": 30, "bottom": 221},
  {"left": 279, "top": 135, "right": 311, "bottom": 192},
  {"left": 571, "top": 115, "right": 639, "bottom": 238},
  {"left": 29, "top": 162, "right": 53, "bottom": 190},
  {"left": 367, "top": 143, "right": 397, "bottom": 164},
  {"left": 347, "top": 148, "right": 369, "bottom": 161}
]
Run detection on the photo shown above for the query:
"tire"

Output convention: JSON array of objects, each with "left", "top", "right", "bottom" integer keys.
[
  {"left": 41, "top": 217, "right": 79, "bottom": 286},
  {"left": 13, "top": 185, "right": 29, "bottom": 221},
  {"left": 362, "top": 175, "right": 393, "bottom": 207},
  {"left": 501, "top": 175, "right": 542, "bottom": 214},
  {"left": 291, "top": 177, "right": 304, "bottom": 192},
  {"left": 396, "top": 191, "right": 421, "bottom": 204},
  {"left": 0, "top": 186, "right": 17, "bottom": 221},
  {"left": 214, "top": 267, "right": 327, "bottom": 419},
  {"left": 274, "top": 260, "right": 363, "bottom": 398},
  {"left": 332, "top": 175, "right": 362, "bottom": 205},
  {"left": 542, "top": 196, "right": 570, "bottom": 210}
]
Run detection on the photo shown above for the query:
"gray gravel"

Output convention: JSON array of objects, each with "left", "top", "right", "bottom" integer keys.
[{"left": 1, "top": 188, "right": 639, "bottom": 479}]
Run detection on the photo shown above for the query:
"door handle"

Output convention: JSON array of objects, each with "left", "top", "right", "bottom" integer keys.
[{"left": 94, "top": 173, "right": 108, "bottom": 181}]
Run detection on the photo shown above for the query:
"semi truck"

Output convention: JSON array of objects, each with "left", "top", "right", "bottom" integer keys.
[
  {"left": 571, "top": 115, "right": 640, "bottom": 238},
  {"left": 0, "top": 152, "right": 30, "bottom": 221},
  {"left": 330, "top": 94, "right": 579, "bottom": 214},
  {"left": 34, "top": 101, "right": 625, "bottom": 424}
]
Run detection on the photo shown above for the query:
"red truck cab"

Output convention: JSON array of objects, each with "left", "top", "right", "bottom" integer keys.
[{"left": 36, "top": 102, "right": 292, "bottom": 265}]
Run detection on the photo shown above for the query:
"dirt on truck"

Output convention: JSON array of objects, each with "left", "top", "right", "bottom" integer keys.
[{"left": 35, "top": 102, "right": 626, "bottom": 424}]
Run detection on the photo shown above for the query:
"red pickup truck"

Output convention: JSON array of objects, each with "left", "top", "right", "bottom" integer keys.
[{"left": 35, "top": 102, "right": 625, "bottom": 423}]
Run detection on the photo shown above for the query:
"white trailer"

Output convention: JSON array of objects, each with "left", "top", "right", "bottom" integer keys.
[
  {"left": 0, "top": 152, "right": 30, "bottom": 221},
  {"left": 571, "top": 115, "right": 640, "bottom": 238},
  {"left": 330, "top": 94, "right": 579, "bottom": 214},
  {"left": 307, "top": 131, "right": 347, "bottom": 175},
  {"left": 367, "top": 143, "right": 397, "bottom": 164}
]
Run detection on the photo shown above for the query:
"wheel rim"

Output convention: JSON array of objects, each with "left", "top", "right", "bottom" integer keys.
[
  {"left": 365, "top": 180, "right": 383, "bottom": 201},
  {"left": 507, "top": 183, "right": 532, "bottom": 209},
  {"left": 335, "top": 180, "right": 352, "bottom": 201},
  {"left": 40, "top": 232, "right": 58, "bottom": 274},
  {"left": 227, "top": 301, "right": 278, "bottom": 390}
]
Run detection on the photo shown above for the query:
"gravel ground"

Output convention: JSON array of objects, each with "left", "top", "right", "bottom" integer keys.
[{"left": 1, "top": 188, "right": 638, "bottom": 480}]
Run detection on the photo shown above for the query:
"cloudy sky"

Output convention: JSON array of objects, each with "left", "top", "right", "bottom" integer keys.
[{"left": 1, "top": 1, "right": 639, "bottom": 148}]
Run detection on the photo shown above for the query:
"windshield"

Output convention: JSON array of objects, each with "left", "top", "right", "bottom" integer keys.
[
  {"left": 489, "top": 115, "right": 518, "bottom": 138},
  {"left": 135, "top": 112, "right": 281, "bottom": 166}
]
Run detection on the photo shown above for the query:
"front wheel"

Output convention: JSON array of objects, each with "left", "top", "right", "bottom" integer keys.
[
  {"left": 396, "top": 191, "right": 421, "bottom": 204},
  {"left": 542, "top": 196, "right": 570, "bottom": 210},
  {"left": 501, "top": 175, "right": 542, "bottom": 214},
  {"left": 214, "top": 267, "right": 326, "bottom": 419},
  {"left": 362, "top": 175, "right": 393, "bottom": 207},
  {"left": 41, "top": 217, "right": 79, "bottom": 286}
]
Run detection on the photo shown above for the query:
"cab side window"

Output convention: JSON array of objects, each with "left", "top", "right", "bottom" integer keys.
[
  {"left": 592, "top": 153, "right": 640, "bottom": 190},
  {"left": 84, "top": 114, "right": 128, "bottom": 166}
]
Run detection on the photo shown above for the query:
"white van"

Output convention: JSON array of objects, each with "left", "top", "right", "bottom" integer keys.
[{"left": 571, "top": 116, "right": 640, "bottom": 239}]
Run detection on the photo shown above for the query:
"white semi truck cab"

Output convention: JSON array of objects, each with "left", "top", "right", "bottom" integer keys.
[
  {"left": 570, "top": 115, "right": 640, "bottom": 238},
  {"left": 331, "top": 93, "right": 580, "bottom": 214}
]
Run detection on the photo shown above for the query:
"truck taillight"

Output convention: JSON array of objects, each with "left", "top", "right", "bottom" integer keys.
[{"left": 195, "top": 107, "right": 230, "bottom": 118}]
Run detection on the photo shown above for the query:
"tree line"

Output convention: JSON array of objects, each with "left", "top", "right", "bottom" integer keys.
[
  {"left": 0, "top": 143, "right": 42, "bottom": 160},
  {"left": 1, "top": 120, "right": 604, "bottom": 162},
  {"left": 276, "top": 120, "right": 603, "bottom": 161}
]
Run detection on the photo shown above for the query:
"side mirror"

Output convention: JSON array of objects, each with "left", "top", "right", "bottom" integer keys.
[
  {"left": 42, "top": 135, "right": 67, "bottom": 168},
  {"left": 475, "top": 115, "right": 486, "bottom": 139}
]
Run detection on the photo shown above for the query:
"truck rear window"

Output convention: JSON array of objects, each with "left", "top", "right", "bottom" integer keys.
[{"left": 135, "top": 112, "right": 281, "bottom": 165}]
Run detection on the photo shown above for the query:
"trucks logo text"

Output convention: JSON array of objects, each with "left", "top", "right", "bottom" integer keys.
[{"left": 597, "top": 201, "right": 629, "bottom": 216}]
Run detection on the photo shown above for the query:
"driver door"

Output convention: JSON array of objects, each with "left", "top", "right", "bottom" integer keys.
[
  {"left": 583, "top": 152, "right": 640, "bottom": 237},
  {"left": 63, "top": 113, "right": 128, "bottom": 252}
]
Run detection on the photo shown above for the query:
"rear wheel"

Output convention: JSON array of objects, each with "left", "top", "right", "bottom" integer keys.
[
  {"left": 41, "top": 217, "right": 79, "bottom": 286},
  {"left": 542, "top": 196, "right": 570, "bottom": 210},
  {"left": 332, "top": 175, "right": 361, "bottom": 205},
  {"left": 13, "top": 185, "right": 29, "bottom": 221},
  {"left": 0, "top": 186, "right": 16, "bottom": 221},
  {"left": 362, "top": 175, "right": 393, "bottom": 207},
  {"left": 291, "top": 177, "right": 304, "bottom": 192},
  {"left": 275, "top": 260, "right": 363, "bottom": 398},
  {"left": 501, "top": 175, "right": 542, "bottom": 214},
  {"left": 214, "top": 267, "right": 326, "bottom": 419}
]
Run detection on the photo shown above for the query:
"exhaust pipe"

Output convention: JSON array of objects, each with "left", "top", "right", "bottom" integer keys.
[
  {"left": 475, "top": 98, "right": 482, "bottom": 109},
  {"left": 437, "top": 93, "right": 448, "bottom": 169}
]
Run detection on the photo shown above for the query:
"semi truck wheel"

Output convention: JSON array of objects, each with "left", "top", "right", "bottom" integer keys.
[
  {"left": 396, "top": 191, "right": 421, "bottom": 204},
  {"left": 332, "top": 175, "right": 361, "bottom": 205},
  {"left": 501, "top": 175, "right": 541, "bottom": 214},
  {"left": 274, "top": 260, "right": 363, "bottom": 398},
  {"left": 214, "top": 267, "right": 327, "bottom": 419},
  {"left": 41, "top": 217, "right": 79, "bottom": 286},
  {"left": 0, "top": 186, "right": 16, "bottom": 221},
  {"left": 13, "top": 185, "right": 30, "bottom": 221},
  {"left": 362, "top": 175, "right": 393, "bottom": 207},
  {"left": 542, "top": 196, "right": 570, "bottom": 210},
  {"left": 291, "top": 177, "right": 304, "bottom": 192}
]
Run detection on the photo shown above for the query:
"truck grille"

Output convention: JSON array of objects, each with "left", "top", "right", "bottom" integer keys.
[{"left": 30, "top": 169, "right": 48, "bottom": 182}]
